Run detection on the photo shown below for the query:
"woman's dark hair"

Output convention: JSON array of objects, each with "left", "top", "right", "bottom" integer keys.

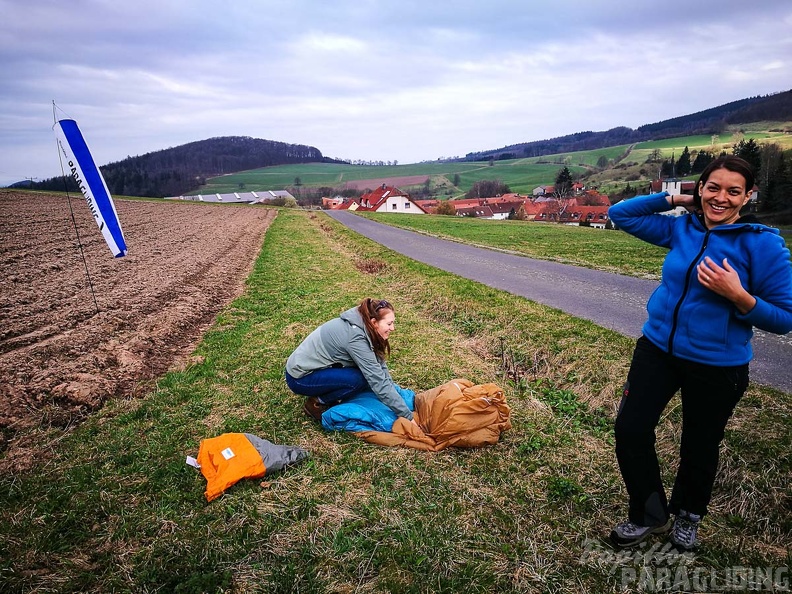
[
  {"left": 358, "top": 298, "right": 394, "bottom": 361},
  {"left": 693, "top": 155, "right": 755, "bottom": 208}
]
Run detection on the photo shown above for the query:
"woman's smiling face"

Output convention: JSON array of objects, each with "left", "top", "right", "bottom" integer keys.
[
  {"left": 698, "top": 168, "right": 751, "bottom": 228},
  {"left": 372, "top": 310, "right": 395, "bottom": 341}
]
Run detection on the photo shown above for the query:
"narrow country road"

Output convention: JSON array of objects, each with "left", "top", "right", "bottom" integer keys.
[{"left": 325, "top": 210, "right": 792, "bottom": 394}]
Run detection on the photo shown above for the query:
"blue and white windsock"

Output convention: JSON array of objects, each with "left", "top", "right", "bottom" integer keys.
[{"left": 54, "top": 118, "right": 127, "bottom": 258}]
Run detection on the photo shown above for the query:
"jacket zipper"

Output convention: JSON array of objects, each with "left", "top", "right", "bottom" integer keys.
[{"left": 668, "top": 229, "right": 710, "bottom": 354}]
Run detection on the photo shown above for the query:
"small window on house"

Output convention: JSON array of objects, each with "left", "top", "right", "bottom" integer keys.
[
  {"left": 392, "top": 203, "right": 397, "bottom": 210},
  {"left": 404, "top": 202, "right": 410, "bottom": 209}
]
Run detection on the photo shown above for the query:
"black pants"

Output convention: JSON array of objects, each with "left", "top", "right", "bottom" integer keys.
[{"left": 614, "top": 336, "right": 749, "bottom": 526}]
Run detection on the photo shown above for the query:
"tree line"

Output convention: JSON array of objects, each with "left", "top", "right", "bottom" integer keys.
[
  {"left": 732, "top": 139, "right": 792, "bottom": 214},
  {"left": 463, "top": 90, "right": 791, "bottom": 162},
  {"left": 657, "top": 139, "right": 792, "bottom": 213}
]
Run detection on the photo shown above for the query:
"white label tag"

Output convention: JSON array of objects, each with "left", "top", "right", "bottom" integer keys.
[
  {"left": 221, "top": 447, "right": 235, "bottom": 460},
  {"left": 185, "top": 456, "right": 201, "bottom": 469}
]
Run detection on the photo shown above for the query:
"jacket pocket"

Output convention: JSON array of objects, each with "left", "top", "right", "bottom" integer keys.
[
  {"left": 684, "top": 301, "right": 730, "bottom": 353},
  {"left": 645, "top": 286, "right": 671, "bottom": 335}
]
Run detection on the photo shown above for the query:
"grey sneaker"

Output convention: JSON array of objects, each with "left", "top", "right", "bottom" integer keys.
[
  {"left": 609, "top": 518, "right": 672, "bottom": 548},
  {"left": 669, "top": 510, "right": 701, "bottom": 551}
]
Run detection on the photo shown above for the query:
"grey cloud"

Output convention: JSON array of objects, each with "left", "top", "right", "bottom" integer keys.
[{"left": 0, "top": 0, "right": 790, "bottom": 184}]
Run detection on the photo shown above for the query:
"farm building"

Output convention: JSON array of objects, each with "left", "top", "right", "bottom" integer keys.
[{"left": 166, "top": 190, "right": 295, "bottom": 204}]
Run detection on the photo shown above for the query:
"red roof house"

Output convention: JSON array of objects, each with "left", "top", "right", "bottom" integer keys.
[{"left": 356, "top": 185, "right": 427, "bottom": 214}]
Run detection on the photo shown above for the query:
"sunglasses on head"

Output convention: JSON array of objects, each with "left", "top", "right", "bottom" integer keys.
[{"left": 374, "top": 300, "right": 391, "bottom": 312}]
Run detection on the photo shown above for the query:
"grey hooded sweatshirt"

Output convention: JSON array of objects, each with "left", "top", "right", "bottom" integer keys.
[{"left": 285, "top": 307, "right": 413, "bottom": 420}]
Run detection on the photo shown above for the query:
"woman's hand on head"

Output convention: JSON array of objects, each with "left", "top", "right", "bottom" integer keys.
[
  {"left": 669, "top": 194, "right": 695, "bottom": 210},
  {"left": 697, "top": 257, "right": 756, "bottom": 314}
]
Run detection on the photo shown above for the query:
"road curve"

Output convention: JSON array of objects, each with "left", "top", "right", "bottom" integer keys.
[{"left": 325, "top": 210, "right": 792, "bottom": 394}]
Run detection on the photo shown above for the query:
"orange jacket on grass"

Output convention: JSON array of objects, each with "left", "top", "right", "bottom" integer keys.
[{"left": 196, "top": 433, "right": 267, "bottom": 502}]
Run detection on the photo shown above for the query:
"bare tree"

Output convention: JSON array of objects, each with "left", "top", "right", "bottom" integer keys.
[{"left": 435, "top": 200, "right": 456, "bottom": 216}]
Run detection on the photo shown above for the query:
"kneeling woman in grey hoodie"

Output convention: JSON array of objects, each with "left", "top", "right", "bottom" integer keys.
[{"left": 285, "top": 298, "right": 414, "bottom": 423}]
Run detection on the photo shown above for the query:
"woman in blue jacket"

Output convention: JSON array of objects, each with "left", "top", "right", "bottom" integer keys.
[{"left": 607, "top": 156, "right": 792, "bottom": 551}]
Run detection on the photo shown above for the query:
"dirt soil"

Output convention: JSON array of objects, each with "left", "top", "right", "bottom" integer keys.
[{"left": 0, "top": 191, "right": 276, "bottom": 452}]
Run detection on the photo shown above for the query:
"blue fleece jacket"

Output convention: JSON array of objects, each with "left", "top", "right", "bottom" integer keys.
[{"left": 609, "top": 192, "right": 792, "bottom": 366}]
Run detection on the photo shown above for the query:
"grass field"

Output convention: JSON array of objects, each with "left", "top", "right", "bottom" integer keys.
[
  {"left": 199, "top": 160, "right": 588, "bottom": 197},
  {"left": 361, "top": 212, "right": 670, "bottom": 278},
  {"left": 198, "top": 121, "right": 792, "bottom": 199},
  {"left": 360, "top": 210, "right": 792, "bottom": 258},
  {"left": 1, "top": 208, "right": 789, "bottom": 592}
]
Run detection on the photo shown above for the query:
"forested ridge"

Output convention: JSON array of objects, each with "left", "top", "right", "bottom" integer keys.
[
  {"left": 29, "top": 136, "right": 325, "bottom": 198},
  {"left": 464, "top": 89, "right": 792, "bottom": 161}
]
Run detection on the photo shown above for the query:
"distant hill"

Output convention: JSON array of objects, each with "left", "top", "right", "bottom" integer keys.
[
  {"left": 7, "top": 179, "right": 36, "bottom": 189},
  {"left": 29, "top": 136, "right": 326, "bottom": 198},
  {"left": 463, "top": 89, "right": 792, "bottom": 161}
]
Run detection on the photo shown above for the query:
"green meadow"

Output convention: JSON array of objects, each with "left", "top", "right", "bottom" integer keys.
[
  {"left": 360, "top": 212, "right": 669, "bottom": 278},
  {"left": 1, "top": 208, "right": 789, "bottom": 592},
  {"left": 359, "top": 207, "right": 790, "bottom": 256},
  {"left": 198, "top": 123, "right": 792, "bottom": 198},
  {"left": 199, "top": 160, "right": 577, "bottom": 197}
]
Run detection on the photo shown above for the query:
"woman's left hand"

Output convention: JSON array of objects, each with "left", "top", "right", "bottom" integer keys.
[{"left": 697, "top": 257, "right": 756, "bottom": 314}]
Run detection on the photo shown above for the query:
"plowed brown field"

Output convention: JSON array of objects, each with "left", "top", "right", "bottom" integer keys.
[{"left": 0, "top": 191, "right": 276, "bottom": 450}]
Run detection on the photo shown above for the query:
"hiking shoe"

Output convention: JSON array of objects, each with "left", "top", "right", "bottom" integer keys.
[
  {"left": 669, "top": 510, "right": 701, "bottom": 551},
  {"left": 303, "top": 396, "right": 327, "bottom": 423},
  {"left": 609, "top": 518, "right": 672, "bottom": 548}
]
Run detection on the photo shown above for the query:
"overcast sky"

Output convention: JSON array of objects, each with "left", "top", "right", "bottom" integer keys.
[{"left": 1, "top": 0, "right": 791, "bottom": 186}]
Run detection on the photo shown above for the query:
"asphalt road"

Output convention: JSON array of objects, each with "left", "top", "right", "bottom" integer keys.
[{"left": 325, "top": 210, "right": 792, "bottom": 394}]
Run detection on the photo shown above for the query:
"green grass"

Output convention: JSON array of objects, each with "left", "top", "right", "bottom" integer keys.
[
  {"left": 200, "top": 160, "right": 590, "bottom": 197},
  {"left": 361, "top": 212, "right": 669, "bottom": 278},
  {"left": 1, "top": 210, "right": 789, "bottom": 592},
  {"left": 526, "top": 145, "right": 630, "bottom": 168}
]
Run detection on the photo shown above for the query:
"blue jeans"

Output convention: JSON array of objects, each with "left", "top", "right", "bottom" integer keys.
[{"left": 285, "top": 367, "right": 369, "bottom": 404}]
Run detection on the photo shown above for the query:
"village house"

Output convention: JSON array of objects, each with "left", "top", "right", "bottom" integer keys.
[
  {"left": 561, "top": 206, "right": 610, "bottom": 228},
  {"left": 324, "top": 196, "right": 360, "bottom": 210},
  {"left": 532, "top": 185, "right": 555, "bottom": 197},
  {"left": 579, "top": 190, "right": 611, "bottom": 206},
  {"left": 646, "top": 179, "right": 694, "bottom": 216},
  {"left": 456, "top": 205, "right": 495, "bottom": 218},
  {"left": 322, "top": 195, "right": 346, "bottom": 208},
  {"left": 445, "top": 197, "right": 481, "bottom": 209},
  {"left": 535, "top": 198, "right": 611, "bottom": 228},
  {"left": 486, "top": 201, "right": 525, "bottom": 220},
  {"left": 650, "top": 179, "right": 695, "bottom": 196},
  {"left": 330, "top": 183, "right": 611, "bottom": 224},
  {"left": 517, "top": 201, "right": 542, "bottom": 221},
  {"left": 422, "top": 194, "right": 543, "bottom": 220},
  {"left": 413, "top": 199, "right": 439, "bottom": 213},
  {"left": 497, "top": 193, "right": 532, "bottom": 202},
  {"left": 648, "top": 178, "right": 760, "bottom": 215},
  {"left": 355, "top": 184, "right": 427, "bottom": 214}
]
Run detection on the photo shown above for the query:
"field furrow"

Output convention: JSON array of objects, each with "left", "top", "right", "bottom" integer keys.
[{"left": 0, "top": 191, "right": 276, "bottom": 433}]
